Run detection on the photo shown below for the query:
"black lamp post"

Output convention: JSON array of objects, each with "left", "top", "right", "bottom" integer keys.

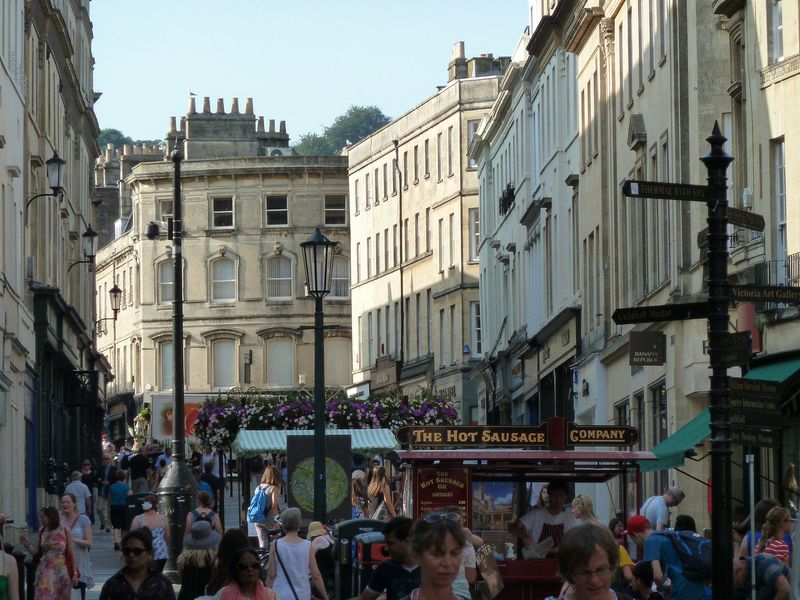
[
  {"left": 94, "top": 283, "right": 123, "bottom": 332},
  {"left": 67, "top": 225, "right": 99, "bottom": 272},
  {"left": 300, "top": 227, "right": 337, "bottom": 520},
  {"left": 157, "top": 148, "right": 197, "bottom": 581},
  {"left": 26, "top": 151, "right": 66, "bottom": 218}
]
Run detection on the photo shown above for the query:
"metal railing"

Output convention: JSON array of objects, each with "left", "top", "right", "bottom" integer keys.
[{"left": 748, "top": 252, "right": 800, "bottom": 287}]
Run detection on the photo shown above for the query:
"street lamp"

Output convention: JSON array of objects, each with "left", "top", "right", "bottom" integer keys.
[
  {"left": 94, "top": 283, "right": 123, "bottom": 332},
  {"left": 26, "top": 151, "right": 66, "bottom": 214},
  {"left": 67, "top": 225, "right": 99, "bottom": 272},
  {"left": 300, "top": 227, "right": 337, "bottom": 520},
  {"left": 156, "top": 148, "right": 197, "bottom": 581}
]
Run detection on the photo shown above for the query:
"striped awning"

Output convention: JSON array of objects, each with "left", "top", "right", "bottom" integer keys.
[{"left": 231, "top": 428, "right": 399, "bottom": 456}]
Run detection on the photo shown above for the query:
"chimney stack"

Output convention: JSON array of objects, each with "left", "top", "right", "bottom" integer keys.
[
  {"left": 169, "top": 116, "right": 177, "bottom": 133},
  {"left": 279, "top": 120, "right": 287, "bottom": 134},
  {"left": 202, "top": 96, "right": 211, "bottom": 113},
  {"left": 231, "top": 97, "right": 240, "bottom": 113},
  {"left": 269, "top": 119, "right": 275, "bottom": 133},
  {"left": 188, "top": 96, "right": 197, "bottom": 114},
  {"left": 257, "top": 116, "right": 265, "bottom": 133},
  {"left": 216, "top": 98, "right": 225, "bottom": 113},
  {"left": 245, "top": 97, "right": 254, "bottom": 114}
]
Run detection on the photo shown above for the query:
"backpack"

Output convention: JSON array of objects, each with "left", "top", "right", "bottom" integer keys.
[
  {"left": 246, "top": 485, "right": 272, "bottom": 523},
  {"left": 192, "top": 509, "right": 217, "bottom": 530},
  {"left": 655, "top": 530, "right": 712, "bottom": 582}
]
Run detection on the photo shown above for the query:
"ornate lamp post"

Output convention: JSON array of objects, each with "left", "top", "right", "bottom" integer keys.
[
  {"left": 300, "top": 227, "right": 337, "bottom": 520},
  {"left": 156, "top": 148, "right": 197, "bottom": 580}
]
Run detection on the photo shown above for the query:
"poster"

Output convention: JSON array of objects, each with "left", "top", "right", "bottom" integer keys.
[
  {"left": 415, "top": 467, "right": 470, "bottom": 517},
  {"left": 287, "top": 434, "right": 352, "bottom": 521},
  {"left": 471, "top": 481, "right": 517, "bottom": 553},
  {"left": 150, "top": 395, "right": 203, "bottom": 443}
]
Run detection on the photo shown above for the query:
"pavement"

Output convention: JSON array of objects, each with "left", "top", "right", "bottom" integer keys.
[{"left": 82, "top": 481, "right": 244, "bottom": 600}]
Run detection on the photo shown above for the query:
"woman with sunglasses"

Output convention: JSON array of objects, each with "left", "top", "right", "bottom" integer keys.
[
  {"left": 213, "top": 547, "right": 277, "bottom": 600},
  {"left": 400, "top": 515, "right": 466, "bottom": 600},
  {"left": 556, "top": 523, "right": 620, "bottom": 600},
  {"left": 98, "top": 528, "right": 175, "bottom": 600},
  {"left": 754, "top": 506, "right": 793, "bottom": 565}
]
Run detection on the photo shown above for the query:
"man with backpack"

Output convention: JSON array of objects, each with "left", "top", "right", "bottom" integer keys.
[{"left": 641, "top": 515, "right": 708, "bottom": 600}]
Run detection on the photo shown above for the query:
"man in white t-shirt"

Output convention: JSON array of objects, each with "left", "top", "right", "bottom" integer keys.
[
  {"left": 64, "top": 471, "right": 93, "bottom": 516},
  {"left": 640, "top": 486, "right": 684, "bottom": 530},
  {"left": 508, "top": 479, "right": 578, "bottom": 557}
]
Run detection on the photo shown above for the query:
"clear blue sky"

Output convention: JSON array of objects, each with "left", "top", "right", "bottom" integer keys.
[{"left": 91, "top": 0, "right": 527, "bottom": 143}]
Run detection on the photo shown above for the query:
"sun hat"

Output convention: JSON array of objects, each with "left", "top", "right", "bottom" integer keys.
[
  {"left": 307, "top": 521, "right": 327, "bottom": 539},
  {"left": 623, "top": 514, "right": 651, "bottom": 535},
  {"left": 184, "top": 519, "right": 221, "bottom": 550},
  {"left": 351, "top": 469, "right": 366, "bottom": 481}
]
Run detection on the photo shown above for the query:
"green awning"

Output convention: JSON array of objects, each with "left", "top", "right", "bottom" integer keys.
[
  {"left": 744, "top": 357, "right": 800, "bottom": 383},
  {"left": 639, "top": 409, "right": 710, "bottom": 473},
  {"left": 231, "top": 428, "right": 399, "bottom": 456}
]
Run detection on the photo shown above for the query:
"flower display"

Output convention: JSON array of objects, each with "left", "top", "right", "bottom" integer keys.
[{"left": 192, "top": 387, "right": 459, "bottom": 449}]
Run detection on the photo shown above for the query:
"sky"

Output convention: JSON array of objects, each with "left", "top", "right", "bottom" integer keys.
[{"left": 90, "top": 0, "right": 528, "bottom": 143}]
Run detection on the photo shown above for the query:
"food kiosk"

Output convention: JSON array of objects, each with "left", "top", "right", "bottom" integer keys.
[{"left": 395, "top": 417, "right": 656, "bottom": 600}]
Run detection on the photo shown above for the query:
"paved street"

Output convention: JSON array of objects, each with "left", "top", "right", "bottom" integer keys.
[{"left": 83, "top": 482, "right": 243, "bottom": 599}]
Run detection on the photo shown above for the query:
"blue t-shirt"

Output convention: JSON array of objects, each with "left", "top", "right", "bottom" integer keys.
[
  {"left": 109, "top": 481, "right": 130, "bottom": 506},
  {"left": 199, "top": 480, "right": 213, "bottom": 496},
  {"left": 644, "top": 532, "right": 705, "bottom": 600}
]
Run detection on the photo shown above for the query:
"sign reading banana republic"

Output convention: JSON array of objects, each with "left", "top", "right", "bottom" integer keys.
[
  {"left": 629, "top": 331, "right": 667, "bottom": 366},
  {"left": 567, "top": 423, "right": 639, "bottom": 446}
]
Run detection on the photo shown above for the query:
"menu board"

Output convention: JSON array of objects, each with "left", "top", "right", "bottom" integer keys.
[{"left": 415, "top": 466, "right": 470, "bottom": 516}]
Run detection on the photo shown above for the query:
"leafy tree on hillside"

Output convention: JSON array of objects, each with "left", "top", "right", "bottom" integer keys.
[
  {"left": 98, "top": 128, "right": 162, "bottom": 150},
  {"left": 294, "top": 105, "right": 391, "bottom": 156}
]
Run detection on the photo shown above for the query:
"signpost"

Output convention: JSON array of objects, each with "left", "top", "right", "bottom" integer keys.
[
  {"left": 730, "top": 428, "right": 782, "bottom": 448},
  {"left": 725, "top": 206, "right": 766, "bottom": 231},
  {"left": 719, "top": 332, "right": 752, "bottom": 368},
  {"left": 612, "top": 302, "right": 710, "bottom": 324},
  {"left": 621, "top": 180, "right": 709, "bottom": 201},
  {"left": 729, "top": 284, "right": 800, "bottom": 304}
]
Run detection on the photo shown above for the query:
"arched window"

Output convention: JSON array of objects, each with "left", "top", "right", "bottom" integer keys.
[
  {"left": 266, "top": 256, "right": 292, "bottom": 299},
  {"left": 330, "top": 256, "right": 350, "bottom": 298},
  {"left": 158, "top": 261, "right": 173, "bottom": 303},
  {"left": 211, "top": 258, "right": 236, "bottom": 301}
]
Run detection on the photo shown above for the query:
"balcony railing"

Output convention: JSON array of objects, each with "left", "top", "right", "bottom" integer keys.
[{"left": 750, "top": 252, "right": 800, "bottom": 287}]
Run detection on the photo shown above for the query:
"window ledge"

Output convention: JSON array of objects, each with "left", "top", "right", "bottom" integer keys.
[
  {"left": 208, "top": 301, "right": 237, "bottom": 307},
  {"left": 205, "top": 228, "right": 236, "bottom": 236}
]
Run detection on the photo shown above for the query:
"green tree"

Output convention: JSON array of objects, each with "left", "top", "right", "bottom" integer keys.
[
  {"left": 294, "top": 105, "right": 390, "bottom": 156},
  {"left": 98, "top": 128, "right": 163, "bottom": 150}
]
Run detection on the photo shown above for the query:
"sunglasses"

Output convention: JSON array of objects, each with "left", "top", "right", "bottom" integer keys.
[
  {"left": 122, "top": 547, "right": 147, "bottom": 557},
  {"left": 423, "top": 512, "right": 461, "bottom": 524},
  {"left": 237, "top": 562, "right": 260, "bottom": 571}
]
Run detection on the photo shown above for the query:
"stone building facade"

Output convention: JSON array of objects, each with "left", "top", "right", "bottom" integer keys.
[
  {"left": 473, "top": 0, "right": 736, "bottom": 529},
  {"left": 0, "top": 0, "right": 109, "bottom": 534},
  {"left": 714, "top": 0, "right": 800, "bottom": 514},
  {"left": 94, "top": 98, "right": 351, "bottom": 446},
  {"left": 347, "top": 43, "right": 509, "bottom": 423}
]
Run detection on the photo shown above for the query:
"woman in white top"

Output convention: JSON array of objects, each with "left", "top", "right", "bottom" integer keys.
[
  {"left": 60, "top": 492, "right": 94, "bottom": 599},
  {"left": 131, "top": 495, "right": 170, "bottom": 573},
  {"left": 267, "top": 508, "right": 328, "bottom": 600}
]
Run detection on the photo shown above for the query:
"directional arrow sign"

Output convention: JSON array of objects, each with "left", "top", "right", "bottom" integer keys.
[
  {"left": 730, "top": 411, "right": 782, "bottom": 430},
  {"left": 730, "top": 395, "right": 781, "bottom": 414},
  {"left": 612, "top": 302, "right": 710, "bottom": 325},
  {"left": 730, "top": 427, "right": 781, "bottom": 448},
  {"left": 725, "top": 207, "right": 765, "bottom": 231},
  {"left": 729, "top": 284, "right": 800, "bottom": 304},
  {"left": 718, "top": 331, "right": 751, "bottom": 368},
  {"left": 622, "top": 180, "right": 710, "bottom": 202},
  {"left": 729, "top": 377, "right": 782, "bottom": 398}
]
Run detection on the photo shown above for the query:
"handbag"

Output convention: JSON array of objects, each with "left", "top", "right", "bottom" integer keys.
[
  {"left": 372, "top": 501, "right": 390, "bottom": 522},
  {"left": 275, "top": 542, "right": 300, "bottom": 600}
]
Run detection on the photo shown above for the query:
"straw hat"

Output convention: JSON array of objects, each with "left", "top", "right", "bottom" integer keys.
[
  {"left": 184, "top": 519, "right": 221, "bottom": 550},
  {"left": 307, "top": 521, "right": 327, "bottom": 539}
]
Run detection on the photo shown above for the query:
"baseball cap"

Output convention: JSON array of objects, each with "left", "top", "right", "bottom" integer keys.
[{"left": 623, "top": 514, "right": 651, "bottom": 535}]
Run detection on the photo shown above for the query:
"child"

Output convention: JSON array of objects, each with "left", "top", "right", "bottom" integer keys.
[{"left": 632, "top": 561, "right": 665, "bottom": 600}]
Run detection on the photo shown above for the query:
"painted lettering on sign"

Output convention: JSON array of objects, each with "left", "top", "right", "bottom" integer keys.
[{"left": 396, "top": 425, "right": 549, "bottom": 448}]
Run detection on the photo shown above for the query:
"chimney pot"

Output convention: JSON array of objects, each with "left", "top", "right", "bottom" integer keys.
[
  {"left": 279, "top": 120, "right": 287, "bottom": 134},
  {"left": 169, "top": 116, "right": 177, "bottom": 133},
  {"left": 231, "top": 97, "right": 240, "bottom": 113},
  {"left": 188, "top": 97, "right": 197, "bottom": 114},
  {"left": 257, "top": 116, "right": 265, "bottom": 133},
  {"left": 216, "top": 98, "right": 225, "bottom": 113},
  {"left": 245, "top": 97, "right": 254, "bottom": 114},
  {"left": 202, "top": 96, "right": 211, "bottom": 113},
  {"left": 269, "top": 119, "right": 275, "bottom": 133},
  {"left": 453, "top": 41, "right": 465, "bottom": 60}
]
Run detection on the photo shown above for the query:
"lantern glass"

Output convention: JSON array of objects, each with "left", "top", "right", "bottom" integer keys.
[
  {"left": 300, "top": 228, "right": 337, "bottom": 299},
  {"left": 109, "top": 283, "right": 123, "bottom": 313},
  {"left": 46, "top": 151, "right": 66, "bottom": 192},
  {"left": 82, "top": 225, "right": 99, "bottom": 259}
]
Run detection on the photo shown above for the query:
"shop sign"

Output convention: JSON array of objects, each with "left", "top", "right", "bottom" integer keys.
[
  {"left": 416, "top": 466, "right": 470, "bottom": 516},
  {"left": 396, "top": 425, "right": 548, "bottom": 448},
  {"left": 629, "top": 331, "right": 666, "bottom": 366},
  {"left": 567, "top": 423, "right": 639, "bottom": 446},
  {"left": 730, "top": 427, "right": 781, "bottom": 448}
]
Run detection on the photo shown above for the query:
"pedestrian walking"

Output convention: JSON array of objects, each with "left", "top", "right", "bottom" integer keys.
[
  {"left": 60, "top": 493, "right": 94, "bottom": 600},
  {"left": 267, "top": 508, "right": 328, "bottom": 600},
  {"left": 96, "top": 455, "right": 117, "bottom": 532},
  {"left": 98, "top": 528, "right": 175, "bottom": 600},
  {"left": 215, "top": 548, "right": 277, "bottom": 600},
  {"left": 0, "top": 531, "right": 20, "bottom": 600},
  {"left": 109, "top": 470, "right": 132, "bottom": 551},
  {"left": 177, "top": 520, "right": 220, "bottom": 600},
  {"left": 64, "top": 472, "right": 92, "bottom": 518},
  {"left": 251, "top": 465, "right": 281, "bottom": 548},
  {"left": 20, "top": 505, "right": 77, "bottom": 600},
  {"left": 130, "top": 495, "right": 170, "bottom": 573},
  {"left": 206, "top": 529, "right": 250, "bottom": 596},
  {"left": 639, "top": 486, "right": 684, "bottom": 531}
]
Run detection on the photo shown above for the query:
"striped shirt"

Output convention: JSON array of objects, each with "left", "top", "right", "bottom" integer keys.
[{"left": 755, "top": 537, "right": 790, "bottom": 563}]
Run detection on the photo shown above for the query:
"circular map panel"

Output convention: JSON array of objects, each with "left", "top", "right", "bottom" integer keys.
[{"left": 290, "top": 457, "right": 349, "bottom": 513}]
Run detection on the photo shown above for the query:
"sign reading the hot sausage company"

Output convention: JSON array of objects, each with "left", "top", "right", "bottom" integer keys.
[
  {"left": 395, "top": 425, "right": 549, "bottom": 448},
  {"left": 567, "top": 423, "right": 639, "bottom": 446}
]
